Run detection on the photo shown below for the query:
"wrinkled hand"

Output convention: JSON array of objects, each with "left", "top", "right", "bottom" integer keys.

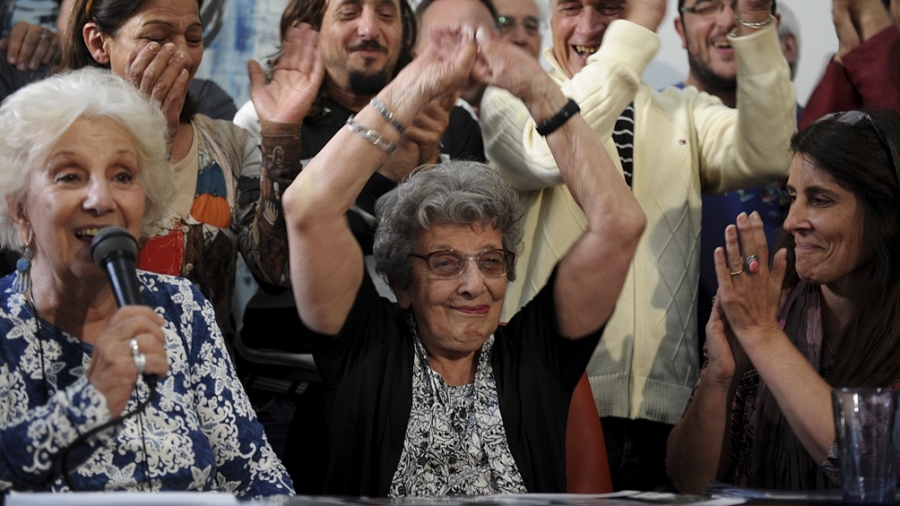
[
  {"left": 471, "top": 32, "right": 548, "bottom": 103},
  {"left": 124, "top": 42, "right": 191, "bottom": 138},
  {"left": 625, "top": 0, "right": 668, "bottom": 32},
  {"left": 250, "top": 23, "right": 324, "bottom": 124},
  {"left": 86, "top": 307, "right": 168, "bottom": 417},
  {"left": 1, "top": 21, "right": 59, "bottom": 71},
  {"left": 714, "top": 212, "right": 787, "bottom": 350},
  {"left": 399, "top": 25, "right": 477, "bottom": 104}
]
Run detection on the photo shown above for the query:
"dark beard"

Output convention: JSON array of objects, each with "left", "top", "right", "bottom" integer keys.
[
  {"left": 348, "top": 69, "right": 391, "bottom": 96},
  {"left": 687, "top": 51, "right": 736, "bottom": 95}
]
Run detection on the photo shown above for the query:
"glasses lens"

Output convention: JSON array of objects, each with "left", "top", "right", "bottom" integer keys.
[
  {"left": 428, "top": 251, "right": 464, "bottom": 277},
  {"left": 497, "top": 16, "right": 515, "bottom": 34},
  {"left": 686, "top": 0, "right": 724, "bottom": 15},
  {"left": 477, "top": 250, "right": 510, "bottom": 278},
  {"left": 523, "top": 16, "right": 541, "bottom": 34}
]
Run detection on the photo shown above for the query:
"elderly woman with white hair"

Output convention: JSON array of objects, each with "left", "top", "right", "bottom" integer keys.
[{"left": 0, "top": 67, "right": 292, "bottom": 495}]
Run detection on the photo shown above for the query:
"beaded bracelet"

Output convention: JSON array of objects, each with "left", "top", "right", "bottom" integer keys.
[
  {"left": 370, "top": 97, "right": 407, "bottom": 136},
  {"left": 346, "top": 115, "right": 396, "bottom": 153}
]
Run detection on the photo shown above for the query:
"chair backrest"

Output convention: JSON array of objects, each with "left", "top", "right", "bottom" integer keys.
[{"left": 566, "top": 372, "right": 613, "bottom": 493}]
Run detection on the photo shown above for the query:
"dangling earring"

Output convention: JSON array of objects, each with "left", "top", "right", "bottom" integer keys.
[
  {"left": 14, "top": 246, "right": 33, "bottom": 294},
  {"left": 14, "top": 232, "right": 33, "bottom": 295}
]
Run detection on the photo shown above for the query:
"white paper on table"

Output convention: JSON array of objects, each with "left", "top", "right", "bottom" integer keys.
[{"left": 6, "top": 491, "right": 240, "bottom": 506}]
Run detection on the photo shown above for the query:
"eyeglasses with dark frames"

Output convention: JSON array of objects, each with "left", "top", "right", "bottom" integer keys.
[
  {"left": 679, "top": 0, "right": 731, "bottom": 16},
  {"left": 497, "top": 15, "right": 544, "bottom": 36},
  {"left": 818, "top": 110, "right": 900, "bottom": 188},
  {"left": 410, "top": 249, "right": 515, "bottom": 279}
]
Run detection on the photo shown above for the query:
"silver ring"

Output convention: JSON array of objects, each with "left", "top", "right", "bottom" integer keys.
[
  {"left": 129, "top": 338, "right": 140, "bottom": 357},
  {"left": 39, "top": 32, "right": 50, "bottom": 41},
  {"left": 744, "top": 254, "right": 760, "bottom": 276},
  {"left": 133, "top": 352, "right": 146, "bottom": 376}
]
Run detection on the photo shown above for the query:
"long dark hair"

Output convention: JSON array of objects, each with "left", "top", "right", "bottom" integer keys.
[
  {"left": 783, "top": 109, "right": 900, "bottom": 388},
  {"left": 268, "top": 0, "right": 417, "bottom": 120},
  {"left": 60, "top": 0, "right": 203, "bottom": 124}
]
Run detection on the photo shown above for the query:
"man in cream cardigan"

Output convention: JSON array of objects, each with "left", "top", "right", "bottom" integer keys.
[{"left": 480, "top": 0, "right": 795, "bottom": 490}]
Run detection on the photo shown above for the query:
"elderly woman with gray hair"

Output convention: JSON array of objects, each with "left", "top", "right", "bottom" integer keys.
[
  {"left": 0, "top": 67, "right": 292, "bottom": 495},
  {"left": 283, "top": 26, "right": 645, "bottom": 497}
]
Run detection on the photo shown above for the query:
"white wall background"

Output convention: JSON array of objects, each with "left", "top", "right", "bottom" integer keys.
[{"left": 530, "top": 0, "right": 837, "bottom": 106}]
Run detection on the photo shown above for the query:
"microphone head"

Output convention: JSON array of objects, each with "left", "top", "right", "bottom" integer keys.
[{"left": 91, "top": 226, "right": 139, "bottom": 268}]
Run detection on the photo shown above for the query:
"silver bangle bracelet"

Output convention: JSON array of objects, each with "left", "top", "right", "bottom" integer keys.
[
  {"left": 370, "top": 97, "right": 406, "bottom": 136},
  {"left": 734, "top": 12, "right": 775, "bottom": 30},
  {"left": 345, "top": 115, "right": 396, "bottom": 153}
]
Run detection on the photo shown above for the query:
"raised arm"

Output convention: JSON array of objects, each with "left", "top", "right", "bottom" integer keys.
[
  {"left": 282, "top": 27, "right": 478, "bottom": 335},
  {"left": 239, "top": 24, "right": 324, "bottom": 287},
  {"left": 714, "top": 213, "right": 836, "bottom": 463},
  {"left": 479, "top": 1, "right": 663, "bottom": 191},
  {"left": 800, "top": 0, "right": 899, "bottom": 128},
  {"left": 695, "top": 0, "right": 795, "bottom": 194},
  {"left": 473, "top": 37, "right": 645, "bottom": 338},
  {"left": 670, "top": 212, "right": 838, "bottom": 492}
]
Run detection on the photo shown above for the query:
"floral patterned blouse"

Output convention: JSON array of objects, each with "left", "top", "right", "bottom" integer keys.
[{"left": 0, "top": 272, "right": 293, "bottom": 496}]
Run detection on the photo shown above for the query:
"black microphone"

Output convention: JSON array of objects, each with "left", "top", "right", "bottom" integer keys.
[
  {"left": 91, "top": 227, "right": 157, "bottom": 388},
  {"left": 91, "top": 227, "right": 142, "bottom": 306}
]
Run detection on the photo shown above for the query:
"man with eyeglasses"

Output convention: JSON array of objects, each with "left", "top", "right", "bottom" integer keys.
[
  {"left": 480, "top": 0, "right": 795, "bottom": 491},
  {"left": 495, "top": 0, "right": 544, "bottom": 59}
]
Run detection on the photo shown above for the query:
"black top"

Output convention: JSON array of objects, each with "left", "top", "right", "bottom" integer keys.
[{"left": 309, "top": 267, "right": 604, "bottom": 496}]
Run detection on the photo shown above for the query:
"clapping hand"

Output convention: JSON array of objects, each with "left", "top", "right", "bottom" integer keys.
[
  {"left": 249, "top": 23, "right": 325, "bottom": 124},
  {"left": 713, "top": 212, "right": 788, "bottom": 352}
]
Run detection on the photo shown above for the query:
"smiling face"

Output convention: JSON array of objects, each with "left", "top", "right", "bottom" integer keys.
[
  {"left": 674, "top": 0, "right": 737, "bottom": 92},
  {"left": 394, "top": 222, "right": 506, "bottom": 359},
  {"left": 92, "top": 0, "right": 203, "bottom": 84},
  {"left": 11, "top": 116, "right": 146, "bottom": 284},
  {"left": 550, "top": 0, "right": 625, "bottom": 77},
  {"left": 320, "top": 0, "right": 404, "bottom": 96},
  {"left": 783, "top": 154, "right": 869, "bottom": 290}
]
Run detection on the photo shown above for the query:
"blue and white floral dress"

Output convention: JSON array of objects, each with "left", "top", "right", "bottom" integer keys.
[{"left": 0, "top": 272, "right": 293, "bottom": 496}]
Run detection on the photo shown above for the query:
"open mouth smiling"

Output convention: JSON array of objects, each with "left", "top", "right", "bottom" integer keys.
[{"left": 573, "top": 45, "right": 600, "bottom": 57}]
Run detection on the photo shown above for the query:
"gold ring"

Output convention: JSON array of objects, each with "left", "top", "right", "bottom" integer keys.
[{"left": 730, "top": 269, "right": 744, "bottom": 276}]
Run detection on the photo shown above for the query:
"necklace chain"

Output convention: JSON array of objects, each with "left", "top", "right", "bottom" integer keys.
[
  {"left": 24, "top": 288, "right": 153, "bottom": 491},
  {"left": 823, "top": 337, "right": 837, "bottom": 358}
]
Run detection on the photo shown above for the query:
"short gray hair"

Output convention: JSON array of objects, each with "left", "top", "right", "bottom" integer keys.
[
  {"left": 373, "top": 161, "right": 524, "bottom": 290},
  {"left": 0, "top": 67, "right": 174, "bottom": 250}
]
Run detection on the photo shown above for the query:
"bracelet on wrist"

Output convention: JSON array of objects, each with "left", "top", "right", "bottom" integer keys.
[
  {"left": 734, "top": 12, "right": 774, "bottom": 30},
  {"left": 370, "top": 97, "right": 407, "bottom": 136},
  {"left": 345, "top": 115, "right": 396, "bottom": 153},
  {"left": 535, "top": 98, "right": 581, "bottom": 137}
]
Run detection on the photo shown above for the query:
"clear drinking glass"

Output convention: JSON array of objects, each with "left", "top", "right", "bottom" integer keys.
[{"left": 832, "top": 388, "right": 900, "bottom": 505}]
